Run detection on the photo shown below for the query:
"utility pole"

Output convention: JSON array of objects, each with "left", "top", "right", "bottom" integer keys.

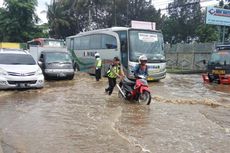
[
  {"left": 114, "top": 0, "right": 117, "bottom": 26},
  {"left": 222, "top": 26, "right": 226, "bottom": 43}
]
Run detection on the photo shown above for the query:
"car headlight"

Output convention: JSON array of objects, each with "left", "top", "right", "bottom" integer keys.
[
  {"left": 0, "top": 68, "right": 7, "bottom": 76},
  {"left": 36, "top": 68, "right": 43, "bottom": 75}
]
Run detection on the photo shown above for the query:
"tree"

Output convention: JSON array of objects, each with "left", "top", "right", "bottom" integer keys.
[
  {"left": 195, "top": 25, "right": 218, "bottom": 43},
  {"left": 162, "top": 0, "right": 202, "bottom": 43},
  {"left": 47, "top": 0, "right": 164, "bottom": 38},
  {"left": 0, "top": 0, "right": 43, "bottom": 42}
]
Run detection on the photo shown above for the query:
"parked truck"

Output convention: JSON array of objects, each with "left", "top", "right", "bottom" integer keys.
[{"left": 202, "top": 44, "right": 230, "bottom": 84}]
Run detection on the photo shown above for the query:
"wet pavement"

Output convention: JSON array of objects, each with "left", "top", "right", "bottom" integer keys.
[{"left": 0, "top": 73, "right": 230, "bottom": 153}]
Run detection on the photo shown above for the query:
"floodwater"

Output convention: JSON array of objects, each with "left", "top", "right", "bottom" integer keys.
[{"left": 0, "top": 73, "right": 230, "bottom": 153}]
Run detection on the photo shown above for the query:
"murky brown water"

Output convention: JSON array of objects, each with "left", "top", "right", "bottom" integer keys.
[{"left": 0, "top": 73, "right": 230, "bottom": 153}]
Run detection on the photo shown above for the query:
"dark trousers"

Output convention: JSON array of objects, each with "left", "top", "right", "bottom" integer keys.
[
  {"left": 95, "top": 68, "right": 101, "bottom": 81},
  {"left": 106, "top": 77, "right": 116, "bottom": 94}
]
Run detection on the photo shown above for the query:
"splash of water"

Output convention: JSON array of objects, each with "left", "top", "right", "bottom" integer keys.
[{"left": 153, "top": 96, "right": 230, "bottom": 108}]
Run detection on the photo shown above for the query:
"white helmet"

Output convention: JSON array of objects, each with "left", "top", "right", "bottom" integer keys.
[
  {"left": 95, "top": 53, "right": 100, "bottom": 57},
  {"left": 138, "top": 55, "right": 147, "bottom": 63}
]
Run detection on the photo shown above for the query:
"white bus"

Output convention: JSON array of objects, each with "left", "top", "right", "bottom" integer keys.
[{"left": 66, "top": 27, "right": 166, "bottom": 81}]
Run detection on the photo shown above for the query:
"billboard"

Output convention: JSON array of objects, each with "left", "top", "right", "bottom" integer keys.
[
  {"left": 206, "top": 6, "right": 230, "bottom": 26},
  {"left": 131, "top": 20, "right": 156, "bottom": 30}
]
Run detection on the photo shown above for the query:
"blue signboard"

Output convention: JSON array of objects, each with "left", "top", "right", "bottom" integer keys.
[{"left": 206, "top": 7, "right": 230, "bottom": 27}]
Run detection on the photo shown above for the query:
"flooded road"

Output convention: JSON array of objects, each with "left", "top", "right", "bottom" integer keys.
[{"left": 0, "top": 73, "right": 230, "bottom": 153}]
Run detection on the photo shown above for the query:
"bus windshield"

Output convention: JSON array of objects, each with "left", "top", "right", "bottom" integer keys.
[
  {"left": 129, "top": 30, "right": 164, "bottom": 63},
  {"left": 210, "top": 51, "right": 230, "bottom": 65}
]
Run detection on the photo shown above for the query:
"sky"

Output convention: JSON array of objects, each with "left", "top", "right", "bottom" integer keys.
[
  {"left": 0, "top": 0, "right": 50, "bottom": 24},
  {"left": 0, "top": 0, "right": 222, "bottom": 24}
]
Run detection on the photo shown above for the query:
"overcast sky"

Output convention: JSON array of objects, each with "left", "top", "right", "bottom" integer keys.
[
  {"left": 0, "top": 0, "right": 220, "bottom": 24},
  {"left": 0, "top": 0, "right": 50, "bottom": 24}
]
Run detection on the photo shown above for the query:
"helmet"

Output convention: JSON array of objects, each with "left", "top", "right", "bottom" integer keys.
[
  {"left": 138, "top": 55, "right": 147, "bottom": 63},
  {"left": 95, "top": 53, "right": 100, "bottom": 58}
]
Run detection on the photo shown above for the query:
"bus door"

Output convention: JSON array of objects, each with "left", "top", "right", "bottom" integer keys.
[{"left": 116, "top": 31, "right": 128, "bottom": 73}]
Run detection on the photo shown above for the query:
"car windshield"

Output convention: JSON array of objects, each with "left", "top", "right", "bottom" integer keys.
[
  {"left": 210, "top": 51, "right": 230, "bottom": 65},
  {"left": 0, "top": 54, "right": 36, "bottom": 65},
  {"left": 129, "top": 30, "right": 165, "bottom": 63},
  {"left": 45, "top": 52, "right": 72, "bottom": 63}
]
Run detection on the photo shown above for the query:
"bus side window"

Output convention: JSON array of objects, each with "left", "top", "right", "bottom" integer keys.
[{"left": 102, "top": 35, "right": 117, "bottom": 49}]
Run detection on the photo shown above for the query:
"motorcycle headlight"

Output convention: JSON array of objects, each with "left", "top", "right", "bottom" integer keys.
[
  {"left": 36, "top": 68, "right": 43, "bottom": 75},
  {"left": 0, "top": 68, "right": 7, "bottom": 76}
]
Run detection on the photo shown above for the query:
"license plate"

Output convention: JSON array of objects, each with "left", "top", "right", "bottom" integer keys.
[
  {"left": 58, "top": 73, "right": 66, "bottom": 77},
  {"left": 17, "top": 83, "right": 27, "bottom": 88},
  {"left": 212, "top": 70, "right": 225, "bottom": 75},
  {"left": 147, "top": 76, "right": 154, "bottom": 81}
]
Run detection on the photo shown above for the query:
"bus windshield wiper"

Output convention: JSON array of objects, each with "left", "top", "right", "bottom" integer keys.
[
  {"left": 47, "top": 61, "right": 60, "bottom": 64},
  {"left": 10, "top": 63, "right": 23, "bottom": 65}
]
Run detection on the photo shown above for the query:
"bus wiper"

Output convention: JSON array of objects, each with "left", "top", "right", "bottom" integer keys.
[
  {"left": 151, "top": 59, "right": 166, "bottom": 63},
  {"left": 47, "top": 62, "right": 60, "bottom": 64}
]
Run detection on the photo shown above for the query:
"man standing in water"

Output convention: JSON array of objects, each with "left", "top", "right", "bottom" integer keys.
[
  {"left": 105, "top": 57, "right": 124, "bottom": 95},
  {"left": 95, "top": 53, "right": 102, "bottom": 81}
]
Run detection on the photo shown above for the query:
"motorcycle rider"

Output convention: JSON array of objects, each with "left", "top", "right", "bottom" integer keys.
[
  {"left": 95, "top": 53, "right": 102, "bottom": 81},
  {"left": 105, "top": 57, "right": 124, "bottom": 95},
  {"left": 133, "top": 55, "right": 148, "bottom": 78}
]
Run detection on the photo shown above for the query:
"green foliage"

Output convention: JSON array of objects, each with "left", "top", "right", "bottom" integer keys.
[
  {"left": 162, "top": 0, "right": 202, "bottom": 43},
  {"left": 47, "top": 0, "right": 164, "bottom": 39},
  {"left": 0, "top": 0, "right": 45, "bottom": 42},
  {"left": 195, "top": 25, "right": 218, "bottom": 43}
]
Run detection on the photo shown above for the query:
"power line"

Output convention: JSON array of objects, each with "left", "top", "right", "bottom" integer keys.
[
  {"left": 160, "top": 1, "right": 201, "bottom": 11},
  {"left": 153, "top": 0, "right": 220, "bottom": 10}
]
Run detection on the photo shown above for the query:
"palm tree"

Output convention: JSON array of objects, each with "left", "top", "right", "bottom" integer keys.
[{"left": 47, "top": 0, "right": 70, "bottom": 38}]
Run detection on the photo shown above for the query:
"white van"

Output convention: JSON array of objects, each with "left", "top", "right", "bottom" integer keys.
[{"left": 0, "top": 49, "right": 44, "bottom": 89}]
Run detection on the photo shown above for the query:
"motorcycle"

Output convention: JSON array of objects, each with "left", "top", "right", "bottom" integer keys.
[{"left": 116, "top": 75, "right": 151, "bottom": 105}]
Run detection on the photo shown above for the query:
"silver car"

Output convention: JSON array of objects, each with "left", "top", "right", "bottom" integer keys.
[{"left": 0, "top": 49, "right": 44, "bottom": 89}]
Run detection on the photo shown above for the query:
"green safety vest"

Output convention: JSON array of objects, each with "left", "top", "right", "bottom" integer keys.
[
  {"left": 96, "top": 58, "right": 102, "bottom": 68},
  {"left": 107, "top": 65, "right": 120, "bottom": 78}
]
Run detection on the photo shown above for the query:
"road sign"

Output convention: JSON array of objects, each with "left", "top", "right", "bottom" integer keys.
[{"left": 206, "top": 6, "right": 230, "bottom": 26}]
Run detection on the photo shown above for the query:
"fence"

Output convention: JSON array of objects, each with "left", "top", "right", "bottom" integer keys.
[{"left": 165, "top": 43, "right": 215, "bottom": 72}]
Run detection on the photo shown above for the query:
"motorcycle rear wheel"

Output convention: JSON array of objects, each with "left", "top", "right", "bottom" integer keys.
[{"left": 138, "top": 91, "right": 151, "bottom": 105}]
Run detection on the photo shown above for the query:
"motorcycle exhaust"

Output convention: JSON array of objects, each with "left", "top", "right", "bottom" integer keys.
[{"left": 116, "top": 84, "right": 126, "bottom": 98}]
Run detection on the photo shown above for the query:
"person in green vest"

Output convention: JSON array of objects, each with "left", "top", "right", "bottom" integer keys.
[
  {"left": 105, "top": 56, "right": 124, "bottom": 95},
  {"left": 95, "top": 53, "right": 102, "bottom": 81}
]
